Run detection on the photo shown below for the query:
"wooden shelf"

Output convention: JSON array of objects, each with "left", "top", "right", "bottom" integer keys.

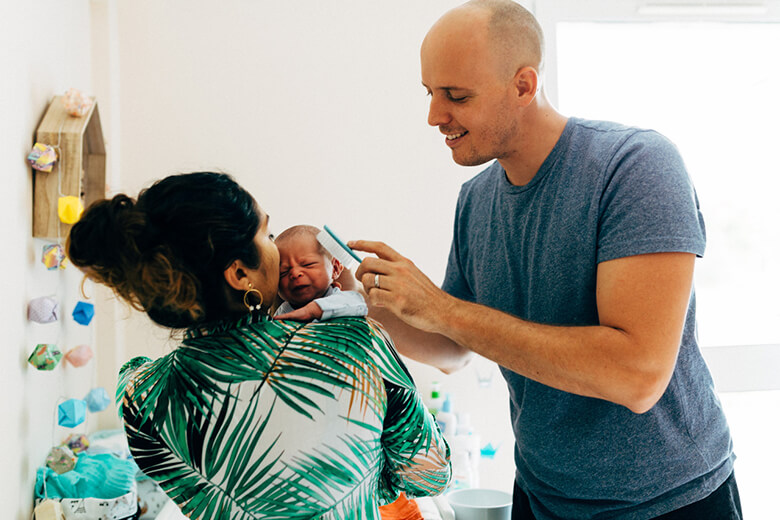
[{"left": 32, "top": 96, "right": 106, "bottom": 239}]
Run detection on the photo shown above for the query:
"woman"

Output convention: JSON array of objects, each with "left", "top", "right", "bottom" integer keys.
[{"left": 67, "top": 172, "right": 451, "bottom": 519}]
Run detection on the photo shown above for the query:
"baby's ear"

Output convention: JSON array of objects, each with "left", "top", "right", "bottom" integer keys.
[{"left": 331, "top": 258, "right": 344, "bottom": 281}]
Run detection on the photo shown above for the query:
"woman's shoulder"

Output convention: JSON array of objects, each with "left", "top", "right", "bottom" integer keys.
[
  {"left": 291, "top": 317, "right": 390, "bottom": 347},
  {"left": 295, "top": 318, "right": 417, "bottom": 390}
]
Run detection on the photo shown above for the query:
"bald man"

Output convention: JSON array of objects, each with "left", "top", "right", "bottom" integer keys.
[{"left": 351, "top": 1, "right": 740, "bottom": 519}]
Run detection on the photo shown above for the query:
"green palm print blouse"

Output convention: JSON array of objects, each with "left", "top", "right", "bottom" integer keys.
[{"left": 117, "top": 315, "right": 451, "bottom": 519}]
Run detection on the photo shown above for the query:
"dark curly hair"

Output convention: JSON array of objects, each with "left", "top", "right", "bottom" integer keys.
[{"left": 66, "top": 172, "right": 261, "bottom": 328}]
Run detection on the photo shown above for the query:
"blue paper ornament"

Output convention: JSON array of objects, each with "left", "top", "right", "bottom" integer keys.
[
  {"left": 480, "top": 442, "right": 499, "bottom": 459},
  {"left": 58, "top": 399, "right": 87, "bottom": 428},
  {"left": 84, "top": 387, "right": 111, "bottom": 412},
  {"left": 72, "top": 301, "right": 95, "bottom": 326}
]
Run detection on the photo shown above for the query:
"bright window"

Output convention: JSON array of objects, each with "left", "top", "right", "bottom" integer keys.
[
  {"left": 556, "top": 21, "right": 780, "bottom": 347},
  {"left": 553, "top": 18, "right": 780, "bottom": 517}
]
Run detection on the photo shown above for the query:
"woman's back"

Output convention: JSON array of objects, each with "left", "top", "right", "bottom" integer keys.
[{"left": 119, "top": 316, "right": 450, "bottom": 519}]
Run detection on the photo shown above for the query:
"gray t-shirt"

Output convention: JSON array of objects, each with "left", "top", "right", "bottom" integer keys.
[{"left": 442, "top": 118, "right": 734, "bottom": 519}]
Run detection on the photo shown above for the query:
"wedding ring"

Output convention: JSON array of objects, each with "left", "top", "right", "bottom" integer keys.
[{"left": 374, "top": 273, "right": 381, "bottom": 289}]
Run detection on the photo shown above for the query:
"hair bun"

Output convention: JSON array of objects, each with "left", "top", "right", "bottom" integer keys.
[
  {"left": 68, "top": 194, "right": 205, "bottom": 327},
  {"left": 67, "top": 194, "right": 148, "bottom": 307}
]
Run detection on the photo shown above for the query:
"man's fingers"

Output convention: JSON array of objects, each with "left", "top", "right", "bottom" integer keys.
[
  {"left": 355, "top": 256, "right": 392, "bottom": 282},
  {"left": 361, "top": 270, "right": 394, "bottom": 293},
  {"left": 348, "top": 240, "right": 403, "bottom": 262}
]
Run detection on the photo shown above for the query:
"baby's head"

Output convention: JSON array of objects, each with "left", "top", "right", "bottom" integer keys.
[{"left": 275, "top": 225, "right": 343, "bottom": 309}]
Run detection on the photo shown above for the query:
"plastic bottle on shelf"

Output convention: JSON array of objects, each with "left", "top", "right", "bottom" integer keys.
[
  {"left": 428, "top": 381, "right": 444, "bottom": 416},
  {"left": 450, "top": 412, "right": 481, "bottom": 489},
  {"left": 436, "top": 394, "right": 458, "bottom": 438}
]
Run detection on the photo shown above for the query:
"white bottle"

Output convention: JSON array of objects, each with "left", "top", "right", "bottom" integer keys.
[
  {"left": 436, "top": 394, "right": 458, "bottom": 438},
  {"left": 451, "top": 412, "right": 481, "bottom": 489},
  {"left": 450, "top": 436, "right": 474, "bottom": 489}
]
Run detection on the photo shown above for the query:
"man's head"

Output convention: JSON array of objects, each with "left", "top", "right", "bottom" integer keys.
[
  {"left": 421, "top": 0, "right": 545, "bottom": 167},
  {"left": 275, "top": 225, "right": 343, "bottom": 309}
]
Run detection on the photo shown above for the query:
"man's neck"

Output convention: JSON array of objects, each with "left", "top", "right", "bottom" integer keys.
[{"left": 499, "top": 106, "right": 568, "bottom": 186}]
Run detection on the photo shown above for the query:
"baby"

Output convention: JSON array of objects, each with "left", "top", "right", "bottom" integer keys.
[{"left": 273, "top": 225, "right": 367, "bottom": 322}]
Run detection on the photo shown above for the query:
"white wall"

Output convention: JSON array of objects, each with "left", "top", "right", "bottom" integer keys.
[
  {"left": 114, "top": 0, "right": 518, "bottom": 492},
  {"left": 0, "top": 2, "right": 99, "bottom": 518}
]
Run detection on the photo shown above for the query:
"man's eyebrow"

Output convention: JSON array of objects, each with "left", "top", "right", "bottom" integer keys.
[{"left": 422, "top": 82, "right": 471, "bottom": 92}]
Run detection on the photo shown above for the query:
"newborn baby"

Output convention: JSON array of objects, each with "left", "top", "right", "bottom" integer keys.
[{"left": 274, "top": 225, "right": 367, "bottom": 322}]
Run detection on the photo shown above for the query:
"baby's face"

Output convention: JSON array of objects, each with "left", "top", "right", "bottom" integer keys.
[{"left": 277, "top": 234, "right": 336, "bottom": 308}]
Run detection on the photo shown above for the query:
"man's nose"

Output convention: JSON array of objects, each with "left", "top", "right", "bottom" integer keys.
[{"left": 427, "top": 94, "right": 451, "bottom": 127}]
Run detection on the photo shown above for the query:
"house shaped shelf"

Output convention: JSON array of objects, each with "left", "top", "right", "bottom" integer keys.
[{"left": 32, "top": 96, "right": 106, "bottom": 238}]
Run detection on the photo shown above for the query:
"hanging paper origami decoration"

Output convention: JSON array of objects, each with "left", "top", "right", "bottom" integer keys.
[
  {"left": 27, "top": 296, "right": 59, "bottom": 323},
  {"left": 28, "top": 344, "right": 63, "bottom": 370},
  {"left": 72, "top": 301, "right": 95, "bottom": 325},
  {"left": 46, "top": 446, "right": 78, "bottom": 474},
  {"left": 42, "top": 244, "right": 66, "bottom": 270},
  {"left": 480, "top": 442, "right": 499, "bottom": 459},
  {"left": 26, "top": 142, "right": 58, "bottom": 172},
  {"left": 65, "top": 344, "right": 93, "bottom": 367},
  {"left": 58, "top": 195, "right": 84, "bottom": 224},
  {"left": 62, "top": 88, "right": 94, "bottom": 117},
  {"left": 62, "top": 433, "right": 90, "bottom": 454},
  {"left": 85, "top": 387, "right": 111, "bottom": 412},
  {"left": 58, "top": 399, "right": 87, "bottom": 428}
]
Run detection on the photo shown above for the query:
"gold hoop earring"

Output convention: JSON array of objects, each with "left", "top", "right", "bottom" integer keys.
[{"left": 243, "top": 282, "right": 264, "bottom": 312}]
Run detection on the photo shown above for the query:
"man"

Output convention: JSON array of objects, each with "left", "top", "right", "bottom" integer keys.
[{"left": 349, "top": 0, "right": 741, "bottom": 518}]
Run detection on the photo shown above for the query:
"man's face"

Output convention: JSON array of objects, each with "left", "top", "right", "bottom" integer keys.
[
  {"left": 421, "top": 19, "right": 519, "bottom": 167},
  {"left": 277, "top": 234, "right": 337, "bottom": 309}
]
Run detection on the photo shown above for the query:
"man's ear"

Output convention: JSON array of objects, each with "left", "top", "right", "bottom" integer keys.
[
  {"left": 331, "top": 258, "right": 344, "bottom": 282},
  {"left": 514, "top": 66, "right": 539, "bottom": 107},
  {"left": 224, "top": 260, "right": 250, "bottom": 291}
]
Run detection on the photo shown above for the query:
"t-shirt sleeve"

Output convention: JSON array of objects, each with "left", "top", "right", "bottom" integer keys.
[
  {"left": 597, "top": 130, "right": 706, "bottom": 263},
  {"left": 442, "top": 191, "right": 476, "bottom": 302}
]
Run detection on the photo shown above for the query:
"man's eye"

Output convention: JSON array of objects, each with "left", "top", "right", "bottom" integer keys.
[
  {"left": 279, "top": 270, "right": 288, "bottom": 278},
  {"left": 449, "top": 95, "right": 467, "bottom": 103}
]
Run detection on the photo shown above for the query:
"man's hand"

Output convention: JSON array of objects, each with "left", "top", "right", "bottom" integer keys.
[
  {"left": 347, "top": 239, "right": 473, "bottom": 373},
  {"left": 348, "top": 240, "right": 454, "bottom": 334},
  {"left": 274, "top": 301, "right": 324, "bottom": 322}
]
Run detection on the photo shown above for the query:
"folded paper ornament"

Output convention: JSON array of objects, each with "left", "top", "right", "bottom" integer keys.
[
  {"left": 46, "top": 445, "right": 77, "bottom": 474},
  {"left": 65, "top": 344, "right": 93, "bottom": 367},
  {"left": 62, "top": 88, "right": 94, "bottom": 117},
  {"left": 27, "top": 142, "right": 58, "bottom": 172},
  {"left": 42, "top": 243, "right": 67, "bottom": 270},
  {"left": 28, "top": 296, "right": 59, "bottom": 323},
  {"left": 62, "top": 433, "right": 90, "bottom": 454},
  {"left": 58, "top": 196, "right": 84, "bottom": 224},
  {"left": 58, "top": 399, "right": 87, "bottom": 428},
  {"left": 34, "top": 499, "right": 64, "bottom": 520},
  {"left": 480, "top": 442, "right": 499, "bottom": 459},
  {"left": 85, "top": 387, "right": 111, "bottom": 412},
  {"left": 28, "top": 344, "right": 63, "bottom": 370},
  {"left": 72, "top": 301, "right": 95, "bottom": 325}
]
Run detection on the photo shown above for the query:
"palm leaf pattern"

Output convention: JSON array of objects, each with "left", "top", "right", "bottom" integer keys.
[{"left": 118, "top": 315, "right": 451, "bottom": 519}]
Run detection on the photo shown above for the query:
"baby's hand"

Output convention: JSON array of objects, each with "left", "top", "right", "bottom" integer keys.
[{"left": 274, "top": 301, "right": 323, "bottom": 322}]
